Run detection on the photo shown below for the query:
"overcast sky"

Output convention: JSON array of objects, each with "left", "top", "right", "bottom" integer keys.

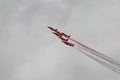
[{"left": 1, "top": 0, "right": 120, "bottom": 80}]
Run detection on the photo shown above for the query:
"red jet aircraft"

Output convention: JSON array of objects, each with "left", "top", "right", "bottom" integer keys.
[
  {"left": 48, "top": 26, "right": 74, "bottom": 47},
  {"left": 62, "top": 40, "right": 74, "bottom": 47}
]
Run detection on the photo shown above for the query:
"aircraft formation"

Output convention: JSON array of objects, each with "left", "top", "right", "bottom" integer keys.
[
  {"left": 48, "top": 26, "right": 74, "bottom": 47},
  {"left": 47, "top": 26, "right": 120, "bottom": 75}
]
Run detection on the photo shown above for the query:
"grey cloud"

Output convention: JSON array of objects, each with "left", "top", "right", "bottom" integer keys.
[
  {"left": 1, "top": 0, "right": 120, "bottom": 80},
  {"left": 0, "top": 0, "right": 76, "bottom": 80}
]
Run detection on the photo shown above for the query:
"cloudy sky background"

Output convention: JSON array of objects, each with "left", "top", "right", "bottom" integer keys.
[{"left": 0, "top": 0, "right": 120, "bottom": 80}]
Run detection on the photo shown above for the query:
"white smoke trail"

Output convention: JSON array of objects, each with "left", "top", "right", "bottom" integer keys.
[
  {"left": 74, "top": 45, "right": 120, "bottom": 74},
  {"left": 76, "top": 44, "right": 120, "bottom": 71},
  {"left": 70, "top": 38, "right": 120, "bottom": 69}
]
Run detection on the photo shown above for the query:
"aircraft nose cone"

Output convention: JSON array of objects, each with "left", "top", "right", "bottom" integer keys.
[{"left": 47, "top": 26, "right": 50, "bottom": 28}]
